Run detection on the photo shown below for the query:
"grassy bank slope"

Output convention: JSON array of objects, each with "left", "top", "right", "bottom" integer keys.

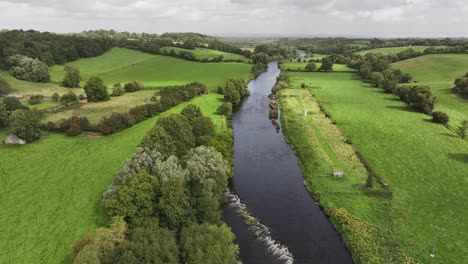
[
  {"left": 282, "top": 71, "right": 468, "bottom": 263},
  {"left": 0, "top": 94, "right": 226, "bottom": 264},
  {"left": 392, "top": 54, "right": 468, "bottom": 126}
]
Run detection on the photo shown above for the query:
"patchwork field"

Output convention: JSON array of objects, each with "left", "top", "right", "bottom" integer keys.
[
  {"left": 392, "top": 54, "right": 468, "bottom": 126},
  {"left": 49, "top": 47, "right": 251, "bottom": 90},
  {"left": 280, "top": 61, "right": 355, "bottom": 72},
  {"left": 354, "top": 46, "right": 448, "bottom": 55},
  {"left": 282, "top": 71, "right": 468, "bottom": 263},
  {"left": 160, "top": 46, "right": 250, "bottom": 62},
  {"left": 0, "top": 93, "right": 226, "bottom": 264}
]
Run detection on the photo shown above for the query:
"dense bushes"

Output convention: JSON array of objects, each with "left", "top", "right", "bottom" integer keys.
[
  {"left": 60, "top": 91, "right": 78, "bottom": 105},
  {"left": 395, "top": 85, "right": 436, "bottom": 114},
  {"left": 123, "top": 81, "right": 144, "bottom": 93},
  {"left": 452, "top": 72, "right": 468, "bottom": 98},
  {"left": 9, "top": 109, "right": 41, "bottom": 142},
  {"left": 222, "top": 78, "right": 248, "bottom": 106},
  {"left": 0, "top": 102, "right": 9, "bottom": 128},
  {"left": 28, "top": 94, "right": 43, "bottom": 105},
  {"left": 84, "top": 77, "right": 110, "bottom": 102},
  {"left": 2, "top": 97, "right": 28, "bottom": 111},
  {"left": 432, "top": 111, "right": 449, "bottom": 125},
  {"left": 7, "top": 54, "right": 50, "bottom": 82},
  {"left": 62, "top": 66, "right": 81, "bottom": 88},
  {"left": 250, "top": 62, "right": 267, "bottom": 78}
]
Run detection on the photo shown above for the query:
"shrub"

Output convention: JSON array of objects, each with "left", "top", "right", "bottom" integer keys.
[
  {"left": 52, "top": 92, "right": 60, "bottom": 102},
  {"left": 2, "top": 97, "right": 28, "bottom": 111},
  {"left": 111, "top": 87, "right": 124, "bottom": 97},
  {"left": 129, "top": 105, "right": 148, "bottom": 123},
  {"left": 305, "top": 63, "right": 317, "bottom": 72},
  {"left": 9, "top": 109, "right": 41, "bottom": 142},
  {"left": 84, "top": 77, "right": 109, "bottom": 102},
  {"left": 97, "top": 112, "right": 135, "bottom": 135},
  {"left": 62, "top": 65, "right": 81, "bottom": 88},
  {"left": 217, "top": 102, "right": 233, "bottom": 118},
  {"left": 28, "top": 95, "right": 43, "bottom": 105},
  {"left": 124, "top": 81, "right": 144, "bottom": 93},
  {"left": 78, "top": 94, "right": 86, "bottom": 101},
  {"left": 8, "top": 55, "right": 50, "bottom": 82},
  {"left": 60, "top": 91, "right": 78, "bottom": 105},
  {"left": 145, "top": 102, "right": 163, "bottom": 117},
  {"left": 432, "top": 111, "right": 449, "bottom": 125},
  {"left": 0, "top": 102, "right": 9, "bottom": 128},
  {"left": 66, "top": 116, "right": 83, "bottom": 136}
]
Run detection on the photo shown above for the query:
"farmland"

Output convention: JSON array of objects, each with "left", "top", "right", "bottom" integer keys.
[
  {"left": 392, "top": 54, "right": 468, "bottom": 126},
  {"left": 160, "top": 46, "right": 250, "bottom": 62},
  {"left": 280, "top": 61, "right": 355, "bottom": 72},
  {"left": 354, "top": 46, "right": 447, "bottom": 55},
  {"left": 0, "top": 93, "right": 226, "bottom": 264},
  {"left": 281, "top": 71, "right": 468, "bottom": 263},
  {"left": 49, "top": 47, "right": 251, "bottom": 90}
]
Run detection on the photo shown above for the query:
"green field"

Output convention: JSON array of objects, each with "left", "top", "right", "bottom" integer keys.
[
  {"left": 355, "top": 46, "right": 448, "bottom": 55},
  {"left": 0, "top": 93, "right": 226, "bottom": 264},
  {"left": 392, "top": 54, "right": 468, "bottom": 126},
  {"left": 0, "top": 71, "right": 71, "bottom": 96},
  {"left": 280, "top": 61, "right": 355, "bottom": 72},
  {"left": 160, "top": 46, "right": 250, "bottom": 62},
  {"left": 282, "top": 71, "right": 468, "bottom": 263},
  {"left": 49, "top": 48, "right": 251, "bottom": 90}
]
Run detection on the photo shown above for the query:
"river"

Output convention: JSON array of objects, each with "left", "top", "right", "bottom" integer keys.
[{"left": 222, "top": 62, "right": 353, "bottom": 264}]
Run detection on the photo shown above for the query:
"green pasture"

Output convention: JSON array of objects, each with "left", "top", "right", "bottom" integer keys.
[
  {"left": 160, "top": 46, "right": 250, "bottom": 62},
  {"left": 0, "top": 93, "right": 226, "bottom": 264},
  {"left": 282, "top": 71, "right": 468, "bottom": 263},
  {"left": 354, "top": 46, "right": 447, "bottom": 55},
  {"left": 280, "top": 61, "right": 355, "bottom": 72}
]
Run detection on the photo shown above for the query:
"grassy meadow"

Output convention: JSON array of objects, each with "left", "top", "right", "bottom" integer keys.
[
  {"left": 354, "top": 46, "right": 447, "bottom": 55},
  {"left": 160, "top": 46, "right": 250, "bottom": 62},
  {"left": 0, "top": 93, "right": 226, "bottom": 264},
  {"left": 280, "top": 61, "right": 355, "bottom": 72},
  {"left": 392, "top": 54, "right": 468, "bottom": 126},
  {"left": 49, "top": 48, "right": 251, "bottom": 90},
  {"left": 281, "top": 71, "right": 468, "bottom": 263}
]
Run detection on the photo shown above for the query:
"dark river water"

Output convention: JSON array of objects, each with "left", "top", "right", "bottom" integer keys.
[{"left": 222, "top": 62, "right": 353, "bottom": 264}]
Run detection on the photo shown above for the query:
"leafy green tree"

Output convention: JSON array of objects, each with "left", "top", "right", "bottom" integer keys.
[
  {"left": 28, "top": 95, "right": 43, "bottom": 105},
  {"left": 192, "top": 116, "right": 216, "bottom": 145},
  {"left": 139, "top": 126, "right": 178, "bottom": 158},
  {"left": 84, "top": 77, "right": 110, "bottom": 102},
  {"left": 51, "top": 92, "right": 60, "bottom": 102},
  {"left": 73, "top": 245, "right": 99, "bottom": 264},
  {"left": 181, "top": 104, "right": 203, "bottom": 123},
  {"left": 224, "top": 81, "right": 240, "bottom": 105},
  {"left": 104, "top": 171, "right": 160, "bottom": 222},
  {"left": 305, "top": 62, "right": 317, "bottom": 72},
  {"left": 2, "top": 97, "right": 28, "bottom": 111},
  {"left": 157, "top": 114, "right": 195, "bottom": 156},
  {"left": 62, "top": 65, "right": 82, "bottom": 88},
  {"left": 8, "top": 55, "right": 50, "bottom": 82},
  {"left": 124, "top": 81, "right": 144, "bottom": 93},
  {"left": 217, "top": 102, "right": 233, "bottom": 118},
  {"left": 9, "top": 110, "right": 41, "bottom": 142},
  {"left": 0, "top": 102, "right": 9, "bottom": 128},
  {"left": 319, "top": 57, "right": 334, "bottom": 71},
  {"left": 157, "top": 176, "right": 190, "bottom": 229},
  {"left": 369, "top": 72, "right": 384, "bottom": 87},
  {"left": 179, "top": 223, "right": 238, "bottom": 264},
  {"left": 432, "top": 111, "right": 449, "bottom": 125},
  {"left": 60, "top": 91, "right": 78, "bottom": 105},
  {"left": 458, "top": 120, "right": 468, "bottom": 139}
]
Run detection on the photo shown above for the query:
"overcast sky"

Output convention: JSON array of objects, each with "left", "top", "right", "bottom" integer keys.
[{"left": 0, "top": 0, "right": 467, "bottom": 38}]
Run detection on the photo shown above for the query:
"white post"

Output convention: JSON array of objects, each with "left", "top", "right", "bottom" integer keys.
[{"left": 303, "top": 109, "right": 307, "bottom": 117}]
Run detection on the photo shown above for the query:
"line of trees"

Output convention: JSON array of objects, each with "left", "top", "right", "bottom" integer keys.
[
  {"left": 72, "top": 102, "right": 238, "bottom": 264},
  {"left": 452, "top": 72, "right": 468, "bottom": 99}
]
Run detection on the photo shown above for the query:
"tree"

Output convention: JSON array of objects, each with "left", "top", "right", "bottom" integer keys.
[
  {"left": 217, "top": 102, "right": 233, "bottom": 118},
  {"left": 60, "top": 91, "right": 78, "bottom": 105},
  {"left": 124, "top": 81, "right": 144, "bottom": 93},
  {"left": 139, "top": 126, "right": 178, "bottom": 157},
  {"left": 224, "top": 81, "right": 240, "bottom": 105},
  {"left": 7, "top": 55, "right": 50, "bottom": 82},
  {"left": 157, "top": 176, "right": 190, "bottom": 229},
  {"left": 369, "top": 72, "right": 384, "bottom": 87},
  {"left": 181, "top": 104, "right": 203, "bottom": 123},
  {"left": 84, "top": 77, "right": 110, "bottom": 102},
  {"left": 432, "top": 111, "right": 449, "bottom": 125},
  {"left": 62, "top": 65, "right": 81, "bottom": 88},
  {"left": 192, "top": 116, "right": 216, "bottom": 145},
  {"left": 179, "top": 223, "right": 238, "bottom": 264},
  {"left": 0, "top": 102, "right": 9, "bottom": 128},
  {"left": 319, "top": 57, "right": 334, "bottom": 71},
  {"left": 9, "top": 110, "right": 41, "bottom": 142},
  {"left": 2, "top": 97, "right": 28, "bottom": 111},
  {"left": 52, "top": 92, "right": 60, "bottom": 102},
  {"left": 73, "top": 245, "right": 99, "bottom": 264},
  {"left": 305, "top": 62, "right": 317, "bottom": 72},
  {"left": 104, "top": 171, "right": 160, "bottom": 222},
  {"left": 28, "top": 95, "right": 43, "bottom": 105}
]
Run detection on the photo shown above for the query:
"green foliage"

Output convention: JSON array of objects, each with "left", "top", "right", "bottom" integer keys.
[
  {"left": 458, "top": 120, "right": 468, "bottom": 139},
  {"left": 60, "top": 91, "right": 78, "bottom": 105},
  {"left": 305, "top": 62, "right": 317, "bottom": 72},
  {"left": 179, "top": 223, "right": 238, "bottom": 264},
  {"left": 28, "top": 94, "right": 43, "bottom": 105},
  {"left": 84, "top": 77, "right": 110, "bottom": 102},
  {"left": 111, "top": 87, "right": 125, "bottom": 97},
  {"left": 432, "top": 111, "right": 449, "bottom": 125},
  {"left": 369, "top": 72, "right": 384, "bottom": 87},
  {"left": 0, "top": 102, "right": 9, "bottom": 128},
  {"left": 123, "top": 81, "right": 144, "bottom": 93},
  {"left": 7, "top": 55, "right": 50, "bottom": 82},
  {"left": 223, "top": 81, "right": 240, "bottom": 105},
  {"left": 62, "top": 66, "right": 82, "bottom": 88},
  {"left": 0, "top": 76, "right": 13, "bottom": 94},
  {"left": 181, "top": 104, "right": 203, "bottom": 123},
  {"left": 2, "top": 97, "right": 28, "bottom": 111},
  {"left": 104, "top": 171, "right": 160, "bottom": 222},
  {"left": 157, "top": 177, "right": 190, "bottom": 230},
  {"left": 452, "top": 72, "right": 468, "bottom": 98},
  {"left": 73, "top": 244, "right": 99, "bottom": 264},
  {"left": 250, "top": 62, "right": 267, "bottom": 78},
  {"left": 51, "top": 92, "right": 60, "bottom": 102},
  {"left": 319, "top": 57, "right": 334, "bottom": 71},
  {"left": 9, "top": 109, "right": 41, "bottom": 142},
  {"left": 217, "top": 102, "right": 233, "bottom": 118}
]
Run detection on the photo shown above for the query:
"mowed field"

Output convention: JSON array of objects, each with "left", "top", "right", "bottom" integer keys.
[
  {"left": 354, "top": 46, "right": 447, "bottom": 55},
  {"left": 280, "top": 61, "right": 355, "bottom": 72},
  {"left": 160, "top": 46, "right": 250, "bottom": 62},
  {"left": 392, "top": 54, "right": 468, "bottom": 126},
  {"left": 0, "top": 93, "right": 226, "bottom": 264},
  {"left": 283, "top": 71, "right": 468, "bottom": 263},
  {"left": 49, "top": 47, "right": 251, "bottom": 89}
]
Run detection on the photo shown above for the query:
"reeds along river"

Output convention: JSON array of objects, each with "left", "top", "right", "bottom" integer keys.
[{"left": 222, "top": 62, "right": 353, "bottom": 264}]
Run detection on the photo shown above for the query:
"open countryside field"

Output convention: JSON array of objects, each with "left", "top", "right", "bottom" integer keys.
[
  {"left": 160, "top": 46, "right": 250, "bottom": 62},
  {"left": 392, "top": 54, "right": 468, "bottom": 126},
  {"left": 354, "top": 46, "right": 448, "bottom": 55},
  {"left": 0, "top": 93, "right": 226, "bottom": 264},
  {"left": 281, "top": 61, "right": 355, "bottom": 72},
  {"left": 283, "top": 71, "right": 468, "bottom": 263},
  {"left": 49, "top": 47, "right": 251, "bottom": 90}
]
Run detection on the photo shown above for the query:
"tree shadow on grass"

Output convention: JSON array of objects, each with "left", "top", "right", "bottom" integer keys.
[
  {"left": 385, "top": 105, "right": 418, "bottom": 113},
  {"left": 447, "top": 153, "right": 468, "bottom": 163}
]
